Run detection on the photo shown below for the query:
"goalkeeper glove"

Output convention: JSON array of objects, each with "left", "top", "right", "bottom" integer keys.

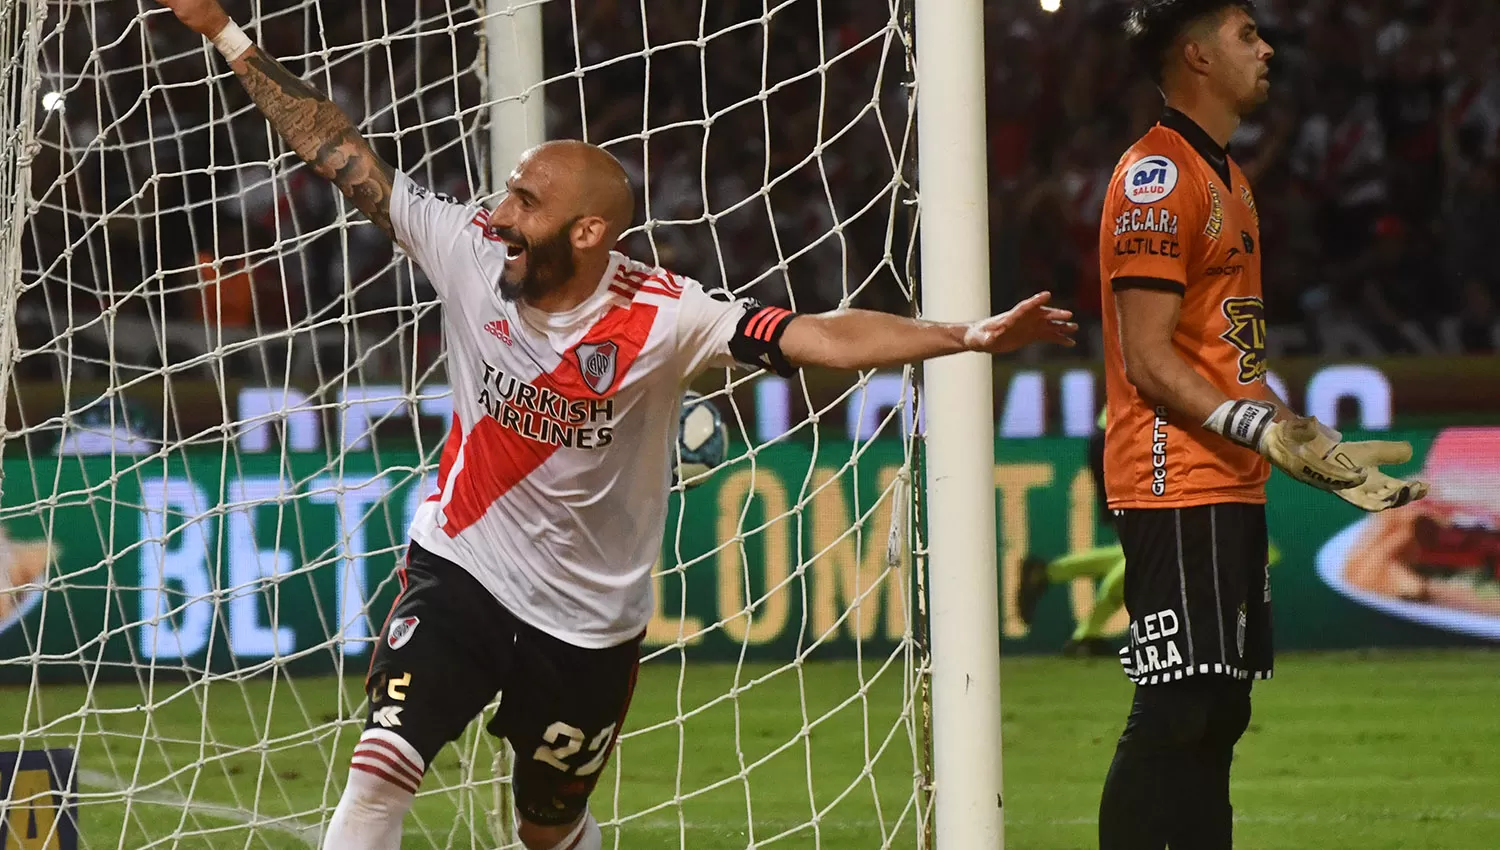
[
  {"left": 1294, "top": 420, "right": 1429, "bottom": 512},
  {"left": 1203, "top": 400, "right": 1366, "bottom": 493}
]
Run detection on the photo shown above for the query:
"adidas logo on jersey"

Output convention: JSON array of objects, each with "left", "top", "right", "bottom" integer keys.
[{"left": 484, "top": 319, "right": 513, "bottom": 346}]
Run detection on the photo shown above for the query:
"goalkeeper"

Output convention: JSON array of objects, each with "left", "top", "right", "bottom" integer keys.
[
  {"left": 1096, "top": 2, "right": 1427, "bottom": 848},
  {"left": 153, "top": 2, "right": 1077, "bottom": 849},
  {"left": 1016, "top": 410, "right": 1280, "bottom": 658}
]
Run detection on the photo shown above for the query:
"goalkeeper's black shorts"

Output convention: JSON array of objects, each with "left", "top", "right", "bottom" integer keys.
[
  {"left": 1113, "top": 502, "right": 1273, "bottom": 685},
  {"left": 362, "top": 542, "right": 643, "bottom": 826}
]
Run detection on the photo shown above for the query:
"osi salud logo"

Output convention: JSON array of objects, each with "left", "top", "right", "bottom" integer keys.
[{"left": 1124, "top": 156, "right": 1179, "bottom": 205}]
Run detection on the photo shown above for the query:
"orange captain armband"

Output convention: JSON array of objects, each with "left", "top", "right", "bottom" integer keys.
[{"left": 728, "top": 301, "right": 800, "bottom": 377}]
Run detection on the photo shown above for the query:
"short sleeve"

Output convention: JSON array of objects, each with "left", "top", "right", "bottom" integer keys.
[
  {"left": 675, "top": 279, "right": 802, "bottom": 379},
  {"left": 1102, "top": 152, "right": 1201, "bottom": 295},
  {"left": 389, "top": 171, "right": 484, "bottom": 299},
  {"left": 676, "top": 279, "right": 750, "bottom": 379}
]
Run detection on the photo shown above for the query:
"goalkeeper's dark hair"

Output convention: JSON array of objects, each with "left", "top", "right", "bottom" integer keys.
[{"left": 1124, "top": 0, "right": 1257, "bottom": 86}]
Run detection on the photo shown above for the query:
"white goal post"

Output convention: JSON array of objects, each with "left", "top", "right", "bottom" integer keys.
[
  {"left": 0, "top": 0, "right": 1003, "bottom": 847},
  {"left": 912, "top": 0, "right": 1006, "bottom": 845}
]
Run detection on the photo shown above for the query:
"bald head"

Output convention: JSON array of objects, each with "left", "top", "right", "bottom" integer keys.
[
  {"left": 519, "top": 140, "right": 635, "bottom": 242},
  {"left": 488, "top": 139, "right": 639, "bottom": 307}
]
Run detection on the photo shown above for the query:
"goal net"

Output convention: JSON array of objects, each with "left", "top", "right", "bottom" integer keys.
[{"left": 0, "top": 1, "right": 931, "bottom": 847}]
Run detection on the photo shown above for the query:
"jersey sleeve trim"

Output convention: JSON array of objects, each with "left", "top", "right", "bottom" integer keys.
[{"left": 1112, "top": 276, "right": 1186, "bottom": 296}]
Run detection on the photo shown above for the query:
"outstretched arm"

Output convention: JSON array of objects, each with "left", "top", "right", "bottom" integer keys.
[
  {"left": 154, "top": 0, "right": 396, "bottom": 237},
  {"left": 778, "top": 292, "right": 1077, "bottom": 370}
]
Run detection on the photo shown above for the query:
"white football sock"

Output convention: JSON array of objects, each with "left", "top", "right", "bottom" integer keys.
[
  {"left": 542, "top": 810, "right": 601, "bottom": 850},
  {"left": 322, "top": 729, "right": 423, "bottom": 849}
]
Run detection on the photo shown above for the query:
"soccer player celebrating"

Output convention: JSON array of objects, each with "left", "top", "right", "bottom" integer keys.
[
  {"left": 1098, "top": 2, "right": 1426, "bottom": 847},
  {"left": 153, "top": 2, "right": 1077, "bottom": 848}
]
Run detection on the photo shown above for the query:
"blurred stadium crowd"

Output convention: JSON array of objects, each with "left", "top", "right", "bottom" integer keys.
[
  {"left": 18, "top": 0, "right": 910, "bottom": 384},
  {"left": 991, "top": 0, "right": 1500, "bottom": 357},
  {"left": 15, "top": 0, "right": 1499, "bottom": 389}
]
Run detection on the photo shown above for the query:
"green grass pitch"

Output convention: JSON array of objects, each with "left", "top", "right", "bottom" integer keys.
[{"left": 3, "top": 650, "right": 1497, "bottom": 848}]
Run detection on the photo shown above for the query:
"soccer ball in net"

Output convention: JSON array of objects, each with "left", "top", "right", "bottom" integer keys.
[{"left": 674, "top": 391, "right": 728, "bottom": 489}]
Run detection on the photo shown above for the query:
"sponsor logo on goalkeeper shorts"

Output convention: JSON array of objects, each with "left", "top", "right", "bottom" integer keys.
[
  {"left": 1236, "top": 603, "right": 1247, "bottom": 658},
  {"left": 1127, "top": 608, "right": 1185, "bottom": 674},
  {"left": 1219, "top": 297, "right": 1267, "bottom": 383},
  {"left": 388, "top": 616, "right": 420, "bottom": 650},
  {"left": 1151, "top": 406, "right": 1170, "bottom": 496}
]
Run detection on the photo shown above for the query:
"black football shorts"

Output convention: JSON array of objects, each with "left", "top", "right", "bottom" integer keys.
[
  {"left": 363, "top": 543, "right": 642, "bottom": 826},
  {"left": 1113, "top": 502, "right": 1272, "bottom": 685}
]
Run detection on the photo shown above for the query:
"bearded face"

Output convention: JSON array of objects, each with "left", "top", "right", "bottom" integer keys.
[{"left": 494, "top": 217, "right": 580, "bottom": 303}]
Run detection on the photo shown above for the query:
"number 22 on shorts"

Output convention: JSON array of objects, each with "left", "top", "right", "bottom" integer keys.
[{"left": 533, "top": 721, "right": 617, "bottom": 776}]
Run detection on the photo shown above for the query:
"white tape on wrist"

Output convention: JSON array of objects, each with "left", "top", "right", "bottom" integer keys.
[
  {"left": 211, "top": 21, "right": 253, "bottom": 62},
  {"left": 1205, "top": 399, "right": 1276, "bottom": 450}
]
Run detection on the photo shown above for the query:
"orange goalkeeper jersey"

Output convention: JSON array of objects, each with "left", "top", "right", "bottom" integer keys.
[{"left": 1098, "top": 109, "right": 1270, "bottom": 509}]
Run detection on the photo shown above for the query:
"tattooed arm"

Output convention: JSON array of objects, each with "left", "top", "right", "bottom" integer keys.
[
  {"left": 231, "top": 50, "right": 396, "bottom": 235},
  {"left": 154, "top": 0, "right": 395, "bottom": 236}
]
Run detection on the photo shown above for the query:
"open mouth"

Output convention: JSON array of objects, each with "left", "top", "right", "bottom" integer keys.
[{"left": 503, "top": 240, "right": 526, "bottom": 262}]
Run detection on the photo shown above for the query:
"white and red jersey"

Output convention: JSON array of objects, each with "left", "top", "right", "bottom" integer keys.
[{"left": 390, "top": 172, "right": 784, "bottom": 649}]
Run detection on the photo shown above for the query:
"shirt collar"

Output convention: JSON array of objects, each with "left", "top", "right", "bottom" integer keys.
[
  {"left": 515, "top": 252, "right": 623, "bottom": 334},
  {"left": 1159, "top": 107, "right": 1232, "bottom": 187}
]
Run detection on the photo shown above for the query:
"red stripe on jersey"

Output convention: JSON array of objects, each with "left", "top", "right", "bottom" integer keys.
[
  {"left": 608, "top": 285, "right": 635, "bottom": 299},
  {"left": 628, "top": 270, "right": 679, "bottom": 291},
  {"left": 438, "top": 303, "right": 661, "bottom": 537},
  {"left": 350, "top": 760, "right": 420, "bottom": 795},
  {"left": 616, "top": 267, "right": 684, "bottom": 297},
  {"left": 471, "top": 213, "right": 503, "bottom": 242},
  {"left": 426, "top": 416, "right": 463, "bottom": 504}
]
